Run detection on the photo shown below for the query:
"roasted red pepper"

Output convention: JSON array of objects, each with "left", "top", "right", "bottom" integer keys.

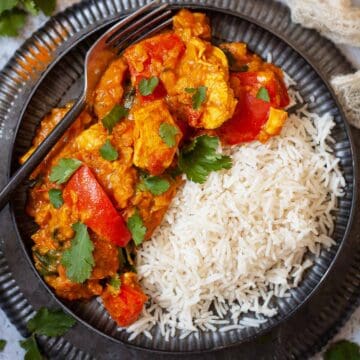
[{"left": 63, "top": 165, "right": 131, "bottom": 247}]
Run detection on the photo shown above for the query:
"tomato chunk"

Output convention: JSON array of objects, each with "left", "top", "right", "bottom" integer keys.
[
  {"left": 102, "top": 273, "right": 147, "bottom": 327},
  {"left": 63, "top": 165, "right": 131, "bottom": 247}
]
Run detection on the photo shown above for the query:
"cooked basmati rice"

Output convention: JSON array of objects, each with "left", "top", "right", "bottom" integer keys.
[{"left": 125, "top": 99, "right": 345, "bottom": 339}]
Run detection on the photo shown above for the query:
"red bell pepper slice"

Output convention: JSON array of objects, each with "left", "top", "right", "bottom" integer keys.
[{"left": 63, "top": 165, "right": 131, "bottom": 247}]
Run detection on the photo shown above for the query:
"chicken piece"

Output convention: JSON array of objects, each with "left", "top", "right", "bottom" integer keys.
[
  {"left": 258, "top": 107, "right": 288, "bottom": 143},
  {"left": 132, "top": 100, "right": 182, "bottom": 175},
  {"left": 163, "top": 38, "right": 237, "bottom": 129},
  {"left": 173, "top": 9, "right": 211, "bottom": 42},
  {"left": 93, "top": 57, "right": 128, "bottom": 120}
]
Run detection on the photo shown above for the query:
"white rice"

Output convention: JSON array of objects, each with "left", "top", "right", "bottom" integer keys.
[{"left": 124, "top": 91, "right": 345, "bottom": 339}]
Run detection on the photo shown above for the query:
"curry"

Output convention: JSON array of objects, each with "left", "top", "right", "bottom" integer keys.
[{"left": 22, "top": 9, "right": 289, "bottom": 327}]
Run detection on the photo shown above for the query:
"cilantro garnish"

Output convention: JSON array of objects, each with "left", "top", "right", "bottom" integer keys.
[
  {"left": 159, "top": 122, "right": 179, "bottom": 148},
  {"left": 61, "top": 222, "right": 95, "bottom": 283},
  {"left": 178, "top": 135, "right": 232, "bottom": 184},
  {"left": 127, "top": 210, "right": 146, "bottom": 246},
  {"left": 0, "top": 0, "right": 56, "bottom": 37},
  {"left": 0, "top": 339, "right": 6, "bottom": 352},
  {"left": 49, "top": 158, "right": 82, "bottom": 184},
  {"left": 108, "top": 274, "right": 121, "bottom": 295},
  {"left": 20, "top": 335, "right": 42, "bottom": 360},
  {"left": 138, "top": 173, "right": 170, "bottom": 196},
  {"left": 102, "top": 104, "right": 128, "bottom": 133},
  {"left": 27, "top": 307, "right": 76, "bottom": 337},
  {"left": 48, "top": 189, "right": 63, "bottom": 209},
  {"left": 185, "top": 86, "right": 207, "bottom": 110},
  {"left": 99, "top": 139, "right": 118, "bottom": 161},
  {"left": 324, "top": 340, "right": 360, "bottom": 360},
  {"left": 256, "top": 87, "right": 270, "bottom": 102},
  {"left": 138, "top": 76, "right": 159, "bottom": 96}
]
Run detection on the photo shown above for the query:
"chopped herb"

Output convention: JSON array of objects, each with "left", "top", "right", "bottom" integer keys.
[
  {"left": 22, "top": 0, "right": 39, "bottom": 15},
  {"left": 102, "top": 104, "right": 128, "bottom": 133},
  {"left": 0, "top": 9, "right": 26, "bottom": 36},
  {"left": 0, "top": 339, "right": 6, "bottom": 352},
  {"left": 256, "top": 87, "right": 270, "bottom": 102},
  {"left": 48, "top": 189, "right": 63, "bottom": 209},
  {"left": 0, "top": 0, "right": 18, "bottom": 13},
  {"left": 138, "top": 76, "right": 159, "bottom": 96},
  {"left": 139, "top": 173, "right": 170, "bottom": 196},
  {"left": 159, "top": 122, "right": 179, "bottom": 148},
  {"left": 108, "top": 274, "right": 121, "bottom": 295},
  {"left": 185, "top": 86, "right": 207, "bottom": 110},
  {"left": 27, "top": 307, "right": 76, "bottom": 337},
  {"left": 61, "top": 222, "right": 95, "bottom": 283},
  {"left": 99, "top": 139, "right": 118, "bottom": 161},
  {"left": 49, "top": 158, "right": 82, "bottom": 184},
  {"left": 127, "top": 210, "right": 146, "bottom": 246},
  {"left": 324, "top": 340, "right": 360, "bottom": 360},
  {"left": 178, "top": 135, "right": 232, "bottom": 184},
  {"left": 20, "top": 335, "right": 42, "bottom": 360}
]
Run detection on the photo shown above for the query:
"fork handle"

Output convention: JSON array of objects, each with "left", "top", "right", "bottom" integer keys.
[{"left": 0, "top": 96, "right": 86, "bottom": 211}]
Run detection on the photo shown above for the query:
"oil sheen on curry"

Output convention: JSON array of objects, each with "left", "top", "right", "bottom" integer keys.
[{"left": 22, "top": 10, "right": 290, "bottom": 327}]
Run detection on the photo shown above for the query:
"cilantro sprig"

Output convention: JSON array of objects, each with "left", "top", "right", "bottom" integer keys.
[
  {"left": 138, "top": 173, "right": 170, "bottom": 196},
  {"left": 102, "top": 104, "right": 128, "bottom": 133},
  {"left": 185, "top": 86, "right": 207, "bottom": 110},
  {"left": 48, "top": 188, "right": 63, "bottom": 209},
  {"left": 138, "top": 76, "right": 159, "bottom": 96},
  {"left": 20, "top": 335, "right": 42, "bottom": 360},
  {"left": 127, "top": 210, "right": 147, "bottom": 246},
  {"left": 256, "top": 87, "right": 270, "bottom": 102},
  {"left": 159, "top": 122, "right": 179, "bottom": 148},
  {"left": 178, "top": 135, "right": 232, "bottom": 184},
  {"left": 0, "top": 0, "right": 56, "bottom": 37},
  {"left": 100, "top": 139, "right": 118, "bottom": 161},
  {"left": 61, "top": 222, "right": 95, "bottom": 283},
  {"left": 49, "top": 158, "right": 82, "bottom": 184}
]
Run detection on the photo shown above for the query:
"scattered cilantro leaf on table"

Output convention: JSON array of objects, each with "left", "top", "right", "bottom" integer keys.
[
  {"left": 138, "top": 76, "right": 159, "bottom": 96},
  {"left": 324, "top": 340, "right": 360, "bottom": 360},
  {"left": 61, "top": 222, "right": 95, "bottom": 283},
  {"left": 49, "top": 158, "right": 82, "bottom": 184},
  {"left": 20, "top": 335, "right": 42, "bottom": 360},
  {"left": 27, "top": 307, "right": 76, "bottom": 337},
  {"left": 48, "top": 188, "right": 63, "bottom": 209},
  {"left": 178, "top": 135, "right": 232, "bottom": 184},
  {"left": 127, "top": 210, "right": 146, "bottom": 246},
  {"left": 159, "top": 122, "right": 178, "bottom": 148},
  {"left": 102, "top": 104, "right": 128, "bottom": 133},
  {"left": 185, "top": 86, "right": 207, "bottom": 109},
  {"left": 0, "top": 339, "right": 6, "bottom": 352},
  {"left": 100, "top": 139, "right": 118, "bottom": 161},
  {"left": 138, "top": 174, "right": 170, "bottom": 196},
  {"left": 256, "top": 87, "right": 270, "bottom": 102},
  {"left": 0, "top": 9, "right": 26, "bottom": 36}
]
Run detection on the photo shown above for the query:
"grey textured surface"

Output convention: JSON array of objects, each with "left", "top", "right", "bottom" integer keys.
[{"left": 0, "top": 0, "right": 358, "bottom": 358}]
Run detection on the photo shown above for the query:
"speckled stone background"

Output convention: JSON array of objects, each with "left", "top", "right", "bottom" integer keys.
[{"left": 0, "top": 1, "right": 359, "bottom": 359}]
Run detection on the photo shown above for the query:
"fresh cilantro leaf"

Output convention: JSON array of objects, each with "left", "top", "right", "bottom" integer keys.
[
  {"left": 138, "top": 76, "right": 159, "bottom": 96},
  {"left": 0, "top": 9, "right": 26, "bottom": 36},
  {"left": 21, "top": 0, "right": 39, "bottom": 15},
  {"left": 159, "top": 122, "right": 178, "bottom": 148},
  {"left": 48, "top": 189, "right": 63, "bottom": 209},
  {"left": 27, "top": 307, "right": 76, "bottom": 337},
  {"left": 0, "top": 339, "right": 6, "bottom": 352},
  {"left": 33, "top": 0, "right": 55, "bottom": 16},
  {"left": 108, "top": 274, "right": 121, "bottom": 295},
  {"left": 127, "top": 210, "right": 146, "bottom": 246},
  {"left": 0, "top": 0, "right": 18, "bottom": 14},
  {"left": 49, "top": 158, "right": 82, "bottom": 184},
  {"left": 20, "top": 335, "right": 42, "bottom": 360},
  {"left": 256, "top": 87, "right": 270, "bottom": 102},
  {"left": 178, "top": 135, "right": 232, "bottom": 184},
  {"left": 324, "top": 340, "right": 360, "bottom": 360},
  {"left": 139, "top": 174, "right": 170, "bottom": 195},
  {"left": 61, "top": 222, "right": 95, "bottom": 283},
  {"left": 102, "top": 104, "right": 128, "bottom": 133},
  {"left": 99, "top": 139, "right": 118, "bottom": 161},
  {"left": 185, "top": 86, "right": 207, "bottom": 110}
]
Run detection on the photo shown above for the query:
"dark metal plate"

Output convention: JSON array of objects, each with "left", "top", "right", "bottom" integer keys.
[{"left": 0, "top": 0, "right": 359, "bottom": 359}]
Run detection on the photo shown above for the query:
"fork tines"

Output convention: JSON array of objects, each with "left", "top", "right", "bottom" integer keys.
[{"left": 106, "top": 2, "right": 173, "bottom": 53}]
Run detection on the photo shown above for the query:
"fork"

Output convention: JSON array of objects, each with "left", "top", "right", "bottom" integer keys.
[{"left": 0, "top": 0, "right": 173, "bottom": 211}]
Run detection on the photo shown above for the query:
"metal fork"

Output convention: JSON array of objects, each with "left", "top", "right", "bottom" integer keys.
[{"left": 0, "top": 0, "right": 173, "bottom": 211}]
